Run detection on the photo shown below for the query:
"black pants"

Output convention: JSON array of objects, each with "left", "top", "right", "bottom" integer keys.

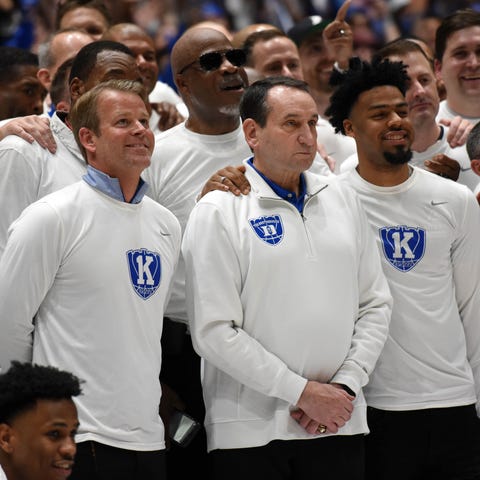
[
  {"left": 160, "top": 318, "right": 210, "bottom": 479},
  {"left": 210, "top": 435, "right": 365, "bottom": 480},
  {"left": 366, "top": 405, "right": 480, "bottom": 480},
  {"left": 70, "top": 441, "right": 166, "bottom": 480}
]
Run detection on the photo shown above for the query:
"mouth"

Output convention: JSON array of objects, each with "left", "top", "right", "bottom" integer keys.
[
  {"left": 296, "top": 150, "right": 316, "bottom": 158},
  {"left": 410, "top": 101, "right": 431, "bottom": 110},
  {"left": 219, "top": 76, "right": 245, "bottom": 92},
  {"left": 382, "top": 130, "right": 410, "bottom": 146},
  {"left": 461, "top": 74, "right": 480, "bottom": 82},
  {"left": 53, "top": 462, "right": 74, "bottom": 478},
  {"left": 126, "top": 143, "right": 150, "bottom": 149}
]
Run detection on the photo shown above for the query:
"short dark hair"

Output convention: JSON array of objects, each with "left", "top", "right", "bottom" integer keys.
[
  {"left": 0, "top": 46, "right": 38, "bottom": 84},
  {"left": 244, "top": 30, "right": 289, "bottom": 66},
  {"left": 69, "top": 40, "right": 134, "bottom": 84},
  {"left": 0, "top": 361, "right": 82, "bottom": 424},
  {"left": 240, "top": 75, "right": 310, "bottom": 127},
  {"left": 56, "top": 0, "right": 111, "bottom": 30},
  {"left": 373, "top": 38, "right": 432, "bottom": 67},
  {"left": 466, "top": 121, "right": 480, "bottom": 160},
  {"left": 50, "top": 57, "right": 75, "bottom": 107},
  {"left": 435, "top": 9, "right": 480, "bottom": 60},
  {"left": 326, "top": 57, "right": 409, "bottom": 135}
]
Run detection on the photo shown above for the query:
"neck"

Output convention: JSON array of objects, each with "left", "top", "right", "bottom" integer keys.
[
  {"left": 119, "top": 176, "right": 141, "bottom": 203},
  {"left": 186, "top": 111, "right": 240, "bottom": 135},
  {"left": 253, "top": 160, "right": 302, "bottom": 195},
  {"left": 447, "top": 95, "right": 480, "bottom": 119},
  {"left": 411, "top": 122, "right": 441, "bottom": 152},
  {"left": 310, "top": 89, "right": 331, "bottom": 119},
  {"left": 356, "top": 155, "right": 411, "bottom": 187}
]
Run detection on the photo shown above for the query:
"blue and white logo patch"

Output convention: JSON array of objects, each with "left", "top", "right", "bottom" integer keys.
[
  {"left": 126, "top": 248, "right": 161, "bottom": 300},
  {"left": 249, "top": 215, "right": 284, "bottom": 245},
  {"left": 379, "top": 226, "right": 425, "bottom": 272}
]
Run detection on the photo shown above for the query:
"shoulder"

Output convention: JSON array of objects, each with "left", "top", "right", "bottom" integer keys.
[{"left": 142, "top": 196, "right": 182, "bottom": 234}]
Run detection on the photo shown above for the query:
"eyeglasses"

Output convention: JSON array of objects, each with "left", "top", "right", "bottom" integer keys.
[{"left": 178, "top": 49, "right": 247, "bottom": 74}]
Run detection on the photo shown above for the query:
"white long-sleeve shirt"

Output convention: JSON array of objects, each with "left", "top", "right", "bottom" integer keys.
[
  {"left": 339, "top": 167, "right": 480, "bottom": 415},
  {"left": 0, "top": 179, "right": 181, "bottom": 449},
  {"left": 0, "top": 113, "right": 86, "bottom": 257},
  {"left": 182, "top": 162, "right": 392, "bottom": 451}
]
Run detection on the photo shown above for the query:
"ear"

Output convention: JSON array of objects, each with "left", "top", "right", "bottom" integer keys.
[
  {"left": 70, "top": 78, "right": 85, "bottom": 105},
  {"left": 0, "top": 423, "right": 14, "bottom": 454},
  {"left": 343, "top": 119, "right": 355, "bottom": 138},
  {"left": 471, "top": 159, "right": 480, "bottom": 176},
  {"left": 242, "top": 118, "right": 259, "bottom": 150},
  {"left": 174, "top": 74, "right": 189, "bottom": 98},
  {"left": 55, "top": 100, "right": 70, "bottom": 113},
  {"left": 78, "top": 127, "right": 96, "bottom": 154},
  {"left": 37, "top": 68, "right": 51, "bottom": 90}
]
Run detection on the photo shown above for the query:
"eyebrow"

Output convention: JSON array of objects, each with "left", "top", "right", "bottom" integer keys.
[
  {"left": 281, "top": 112, "right": 319, "bottom": 120},
  {"left": 367, "top": 102, "right": 408, "bottom": 111},
  {"left": 48, "top": 420, "right": 80, "bottom": 428}
]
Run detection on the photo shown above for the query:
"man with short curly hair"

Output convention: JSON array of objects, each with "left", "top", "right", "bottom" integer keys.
[
  {"left": 0, "top": 361, "right": 81, "bottom": 480},
  {"left": 327, "top": 57, "right": 480, "bottom": 480}
]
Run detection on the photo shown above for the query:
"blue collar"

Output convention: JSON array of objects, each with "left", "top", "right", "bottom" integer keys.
[
  {"left": 248, "top": 158, "right": 306, "bottom": 212},
  {"left": 82, "top": 165, "right": 149, "bottom": 204}
]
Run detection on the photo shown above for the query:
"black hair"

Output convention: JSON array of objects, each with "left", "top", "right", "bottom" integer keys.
[
  {"left": 50, "top": 57, "right": 75, "bottom": 107},
  {"left": 0, "top": 46, "right": 38, "bottom": 83},
  {"left": 373, "top": 38, "right": 432, "bottom": 66},
  {"left": 240, "top": 75, "right": 310, "bottom": 127},
  {"left": 0, "top": 361, "right": 82, "bottom": 424},
  {"left": 466, "top": 120, "right": 480, "bottom": 160},
  {"left": 56, "top": 0, "right": 111, "bottom": 30},
  {"left": 68, "top": 40, "right": 134, "bottom": 84},
  {"left": 435, "top": 9, "right": 480, "bottom": 60},
  {"left": 326, "top": 57, "right": 409, "bottom": 135},
  {"left": 243, "top": 29, "right": 289, "bottom": 66}
]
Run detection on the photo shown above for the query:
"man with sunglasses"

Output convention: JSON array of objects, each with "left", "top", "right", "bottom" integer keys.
[{"left": 141, "top": 25, "right": 251, "bottom": 479}]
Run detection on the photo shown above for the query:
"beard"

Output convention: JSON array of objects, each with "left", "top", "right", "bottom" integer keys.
[
  {"left": 218, "top": 104, "right": 240, "bottom": 116},
  {"left": 383, "top": 146, "right": 413, "bottom": 165}
]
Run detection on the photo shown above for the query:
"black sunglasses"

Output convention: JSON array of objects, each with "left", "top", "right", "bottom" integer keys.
[{"left": 179, "top": 49, "right": 246, "bottom": 74}]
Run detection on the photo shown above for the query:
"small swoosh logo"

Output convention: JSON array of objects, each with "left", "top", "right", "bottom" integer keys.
[
  {"left": 431, "top": 201, "right": 448, "bottom": 206},
  {"left": 459, "top": 167, "right": 472, "bottom": 172},
  {"left": 160, "top": 232, "right": 172, "bottom": 236}
]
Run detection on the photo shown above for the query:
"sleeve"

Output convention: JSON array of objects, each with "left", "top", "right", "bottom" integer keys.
[
  {"left": 451, "top": 190, "right": 480, "bottom": 416},
  {"left": 182, "top": 200, "right": 307, "bottom": 406},
  {"left": 330, "top": 191, "right": 393, "bottom": 395},
  {"left": 0, "top": 143, "right": 43, "bottom": 256},
  {"left": 0, "top": 200, "right": 64, "bottom": 371}
]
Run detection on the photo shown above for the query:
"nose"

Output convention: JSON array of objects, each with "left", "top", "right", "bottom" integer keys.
[
  {"left": 410, "top": 79, "right": 426, "bottom": 98},
  {"left": 59, "top": 437, "right": 76, "bottom": 458},
  {"left": 387, "top": 111, "right": 404, "bottom": 128},
  {"left": 281, "top": 65, "right": 295, "bottom": 78},
  {"left": 466, "top": 51, "right": 480, "bottom": 68},
  {"left": 298, "top": 124, "right": 316, "bottom": 146},
  {"left": 32, "top": 94, "right": 44, "bottom": 115},
  {"left": 136, "top": 54, "right": 151, "bottom": 69},
  {"left": 220, "top": 57, "right": 238, "bottom": 73},
  {"left": 132, "top": 119, "right": 150, "bottom": 135}
]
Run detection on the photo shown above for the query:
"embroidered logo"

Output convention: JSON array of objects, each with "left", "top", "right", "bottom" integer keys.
[
  {"left": 126, "top": 248, "right": 161, "bottom": 299},
  {"left": 249, "top": 215, "right": 284, "bottom": 245},
  {"left": 379, "top": 226, "right": 426, "bottom": 272}
]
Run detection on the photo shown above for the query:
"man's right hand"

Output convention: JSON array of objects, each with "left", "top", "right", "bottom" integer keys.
[
  {"left": 292, "top": 380, "right": 354, "bottom": 434},
  {"left": 159, "top": 382, "right": 186, "bottom": 448},
  {"left": 0, "top": 115, "right": 57, "bottom": 153},
  {"left": 424, "top": 154, "right": 460, "bottom": 181},
  {"left": 199, "top": 164, "right": 251, "bottom": 199}
]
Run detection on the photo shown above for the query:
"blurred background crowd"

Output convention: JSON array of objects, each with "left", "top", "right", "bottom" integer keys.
[{"left": 2, "top": 0, "right": 479, "bottom": 93}]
